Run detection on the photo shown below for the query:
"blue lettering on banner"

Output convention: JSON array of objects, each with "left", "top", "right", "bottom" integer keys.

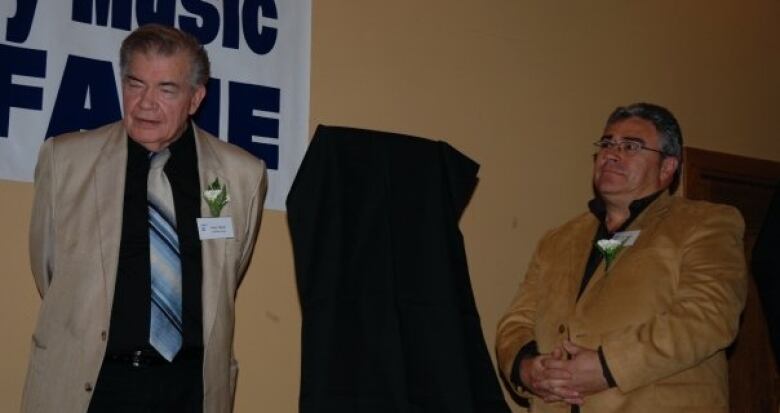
[
  {"left": 6, "top": 0, "right": 39, "bottom": 43},
  {"left": 3, "top": 5, "right": 284, "bottom": 170},
  {"left": 0, "top": 43, "right": 46, "bottom": 138},
  {"left": 228, "top": 81, "right": 280, "bottom": 169},
  {"left": 72, "top": 0, "right": 133, "bottom": 30},
  {"left": 242, "top": 0, "right": 278, "bottom": 55},
  {"left": 222, "top": 0, "right": 240, "bottom": 49},
  {"left": 136, "top": 0, "right": 176, "bottom": 26},
  {"left": 69, "top": 0, "right": 278, "bottom": 55},
  {"left": 46, "top": 55, "right": 122, "bottom": 139},
  {"left": 0, "top": 48, "right": 280, "bottom": 167},
  {"left": 180, "top": 0, "right": 220, "bottom": 45}
]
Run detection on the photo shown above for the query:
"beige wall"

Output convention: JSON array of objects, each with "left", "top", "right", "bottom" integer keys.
[{"left": 3, "top": 1, "right": 780, "bottom": 411}]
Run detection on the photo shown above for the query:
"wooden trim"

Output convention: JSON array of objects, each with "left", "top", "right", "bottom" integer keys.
[
  {"left": 684, "top": 147, "right": 780, "bottom": 197},
  {"left": 684, "top": 146, "right": 780, "bottom": 413}
]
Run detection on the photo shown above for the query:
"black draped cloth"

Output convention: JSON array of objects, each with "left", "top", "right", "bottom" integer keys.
[
  {"left": 753, "top": 184, "right": 780, "bottom": 369},
  {"left": 287, "top": 125, "right": 510, "bottom": 413}
]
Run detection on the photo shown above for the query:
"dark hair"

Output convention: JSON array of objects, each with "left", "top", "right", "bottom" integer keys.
[
  {"left": 120, "top": 24, "right": 210, "bottom": 88},
  {"left": 606, "top": 102, "right": 683, "bottom": 193}
]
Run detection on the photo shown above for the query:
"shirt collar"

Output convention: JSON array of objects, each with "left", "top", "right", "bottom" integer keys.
[
  {"left": 167, "top": 122, "right": 194, "bottom": 160},
  {"left": 126, "top": 122, "right": 194, "bottom": 161},
  {"left": 588, "top": 190, "right": 664, "bottom": 226},
  {"left": 127, "top": 133, "right": 148, "bottom": 160}
]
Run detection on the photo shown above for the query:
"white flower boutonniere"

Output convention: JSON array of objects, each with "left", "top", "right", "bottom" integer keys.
[
  {"left": 596, "top": 238, "right": 625, "bottom": 271},
  {"left": 203, "top": 178, "right": 230, "bottom": 217}
]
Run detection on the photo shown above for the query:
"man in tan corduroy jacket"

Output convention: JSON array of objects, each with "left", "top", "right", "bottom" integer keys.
[{"left": 496, "top": 102, "right": 746, "bottom": 413}]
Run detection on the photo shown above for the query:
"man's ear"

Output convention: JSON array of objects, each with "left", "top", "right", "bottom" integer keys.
[
  {"left": 188, "top": 84, "right": 207, "bottom": 115},
  {"left": 660, "top": 156, "right": 679, "bottom": 184}
]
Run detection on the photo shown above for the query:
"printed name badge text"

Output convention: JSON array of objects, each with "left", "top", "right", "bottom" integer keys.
[{"left": 197, "top": 217, "right": 235, "bottom": 240}]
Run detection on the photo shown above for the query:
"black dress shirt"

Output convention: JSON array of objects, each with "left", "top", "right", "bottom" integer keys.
[
  {"left": 580, "top": 191, "right": 662, "bottom": 300},
  {"left": 106, "top": 125, "right": 203, "bottom": 356}
]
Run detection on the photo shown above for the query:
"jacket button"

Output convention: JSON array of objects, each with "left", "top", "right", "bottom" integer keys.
[
  {"left": 101, "top": 331, "right": 107, "bottom": 341},
  {"left": 558, "top": 324, "right": 566, "bottom": 334},
  {"left": 85, "top": 382, "right": 93, "bottom": 392}
]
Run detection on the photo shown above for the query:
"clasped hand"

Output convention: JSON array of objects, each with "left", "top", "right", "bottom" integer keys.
[{"left": 519, "top": 340, "right": 609, "bottom": 406}]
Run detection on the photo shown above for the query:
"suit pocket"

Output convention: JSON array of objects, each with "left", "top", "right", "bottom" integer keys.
[
  {"left": 21, "top": 335, "right": 49, "bottom": 411},
  {"left": 28, "top": 334, "right": 48, "bottom": 374}
]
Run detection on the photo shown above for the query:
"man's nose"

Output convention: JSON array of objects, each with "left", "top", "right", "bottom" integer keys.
[
  {"left": 138, "top": 89, "right": 158, "bottom": 109},
  {"left": 601, "top": 147, "right": 623, "bottom": 162}
]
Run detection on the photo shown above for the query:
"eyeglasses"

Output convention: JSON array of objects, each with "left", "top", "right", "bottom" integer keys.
[{"left": 593, "top": 139, "right": 666, "bottom": 156}]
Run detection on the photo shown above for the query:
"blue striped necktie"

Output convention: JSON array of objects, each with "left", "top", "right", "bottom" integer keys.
[{"left": 147, "top": 149, "right": 183, "bottom": 362}]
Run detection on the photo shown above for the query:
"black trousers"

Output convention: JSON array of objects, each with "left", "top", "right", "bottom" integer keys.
[{"left": 87, "top": 351, "right": 203, "bottom": 413}]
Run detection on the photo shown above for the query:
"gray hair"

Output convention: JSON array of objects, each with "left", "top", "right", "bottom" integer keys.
[
  {"left": 606, "top": 102, "right": 683, "bottom": 193},
  {"left": 119, "top": 24, "right": 210, "bottom": 88}
]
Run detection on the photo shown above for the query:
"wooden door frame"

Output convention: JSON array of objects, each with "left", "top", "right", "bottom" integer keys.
[{"left": 683, "top": 146, "right": 780, "bottom": 413}]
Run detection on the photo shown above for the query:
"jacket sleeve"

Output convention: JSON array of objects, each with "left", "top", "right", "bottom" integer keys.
[
  {"left": 495, "top": 232, "right": 552, "bottom": 399},
  {"left": 235, "top": 161, "right": 267, "bottom": 286},
  {"left": 29, "top": 138, "right": 56, "bottom": 298},
  {"left": 601, "top": 205, "right": 747, "bottom": 392}
]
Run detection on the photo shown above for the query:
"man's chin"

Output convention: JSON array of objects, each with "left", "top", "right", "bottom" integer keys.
[
  {"left": 595, "top": 182, "right": 626, "bottom": 196},
  {"left": 127, "top": 133, "right": 168, "bottom": 151},
  {"left": 129, "top": 133, "right": 161, "bottom": 143}
]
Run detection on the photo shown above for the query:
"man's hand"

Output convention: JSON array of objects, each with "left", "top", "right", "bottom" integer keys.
[
  {"left": 520, "top": 347, "right": 584, "bottom": 405},
  {"left": 543, "top": 340, "right": 610, "bottom": 398}
]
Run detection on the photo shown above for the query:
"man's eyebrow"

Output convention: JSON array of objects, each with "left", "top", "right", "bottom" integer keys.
[
  {"left": 159, "top": 81, "right": 181, "bottom": 89},
  {"left": 125, "top": 74, "right": 143, "bottom": 83},
  {"left": 622, "top": 136, "right": 646, "bottom": 144},
  {"left": 599, "top": 134, "right": 646, "bottom": 144}
]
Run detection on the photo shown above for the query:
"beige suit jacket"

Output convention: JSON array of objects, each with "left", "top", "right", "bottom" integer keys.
[
  {"left": 22, "top": 121, "right": 267, "bottom": 413},
  {"left": 496, "top": 193, "right": 747, "bottom": 413}
]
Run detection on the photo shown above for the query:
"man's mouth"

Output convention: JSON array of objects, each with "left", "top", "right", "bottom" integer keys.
[
  {"left": 600, "top": 168, "right": 625, "bottom": 177},
  {"left": 135, "top": 117, "right": 160, "bottom": 127}
]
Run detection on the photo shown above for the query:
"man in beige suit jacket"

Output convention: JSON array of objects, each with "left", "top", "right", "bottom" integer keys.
[
  {"left": 496, "top": 103, "right": 746, "bottom": 412},
  {"left": 22, "top": 25, "right": 266, "bottom": 412}
]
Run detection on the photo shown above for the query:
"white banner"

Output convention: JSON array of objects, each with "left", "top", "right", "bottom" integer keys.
[{"left": 0, "top": 0, "right": 310, "bottom": 211}]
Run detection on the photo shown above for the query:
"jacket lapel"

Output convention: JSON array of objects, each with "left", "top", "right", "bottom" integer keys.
[
  {"left": 576, "top": 193, "right": 674, "bottom": 308},
  {"left": 609, "top": 192, "right": 672, "bottom": 267},
  {"left": 94, "top": 122, "right": 128, "bottom": 314},
  {"left": 194, "top": 126, "right": 227, "bottom": 347},
  {"left": 568, "top": 216, "right": 599, "bottom": 305}
]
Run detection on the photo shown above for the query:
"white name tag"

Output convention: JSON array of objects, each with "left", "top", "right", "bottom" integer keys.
[
  {"left": 197, "top": 217, "right": 235, "bottom": 240},
  {"left": 613, "top": 230, "right": 641, "bottom": 246}
]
